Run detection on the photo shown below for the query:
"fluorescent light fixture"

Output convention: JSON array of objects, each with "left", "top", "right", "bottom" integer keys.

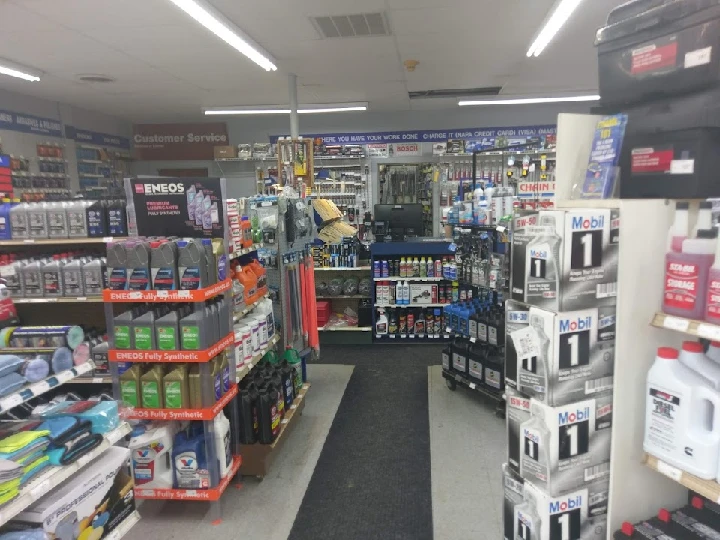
[
  {"left": 527, "top": 0, "right": 585, "bottom": 57},
  {"left": 459, "top": 94, "right": 600, "bottom": 106},
  {"left": 0, "top": 58, "right": 41, "bottom": 82},
  {"left": 167, "top": 0, "right": 277, "bottom": 71},
  {"left": 204, "top": 102, "right": 368, "bottom": 115}
]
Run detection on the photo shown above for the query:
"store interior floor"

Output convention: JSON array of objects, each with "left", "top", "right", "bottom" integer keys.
[{"left": 126, "top": 345, "right": 505, "bottom": 540}]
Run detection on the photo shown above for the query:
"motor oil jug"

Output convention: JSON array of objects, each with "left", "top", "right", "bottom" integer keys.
[
  {"left": 107, "top": 199, "right": 128, "bottom": 236},
  {"left": 178, "top": 239, "right": 209, "bottom": 290},
  {"left": 150, "top": 240, "right": 178, "bottom": 290},
  {"left": 524, "top": 214, "right": 561, "bottom": 307},
  {"left": 129, "top": 424, "right": 174, "bottom": 488},
  {"left": 133, "top": 309, "right": 157, "bottom": 351},
  {"left": 86, "top": 200, "right": 108, "bottom": 237},
  {"left": 0, "top": 199, "right": 12, "bottom": 240},
  {"left": 67, "top": 200, "right": 89, "bottom": 238},
  {"left": 120, "top": 364, "right": 142, "bottom": 407},
  {"left": 9, "top": 202, "right": 29, "bottom": 239},
  {"left": 82, "top": 258, "right": 106, "bottom": 295},
  {"left": 128, "top": 241, "right": 151, "bottom": 291},
  {"left": 706, "top": 229, "right": 720, "bottom": 324},
  {"left": 279, "top": 361, "right": 294, "bottom": 409},
  {"left": 679, "top": 340, "right": 720, "bottom": 390},
  {"left": 107, "top": 242, "right": 129, "bottom": 290},
  {"left": 644, "top": 347, "right": 720, "bottom": 479},
  {"left": 156, "top": 308, "right": 181, "bottom": 351},
  {"left": 284, "top": 349, "right": 303, "bottom": 394},
  {"left": 484, "top": 347, "right": 505, "bottom": 393},
  {"left": 189, "top": 365, "right": 201, "bottom": 409},
  {"left": 62, "top": 258, "right": 84, "bottom": 297},
  {"left": 113, "top": 309, "right": 135, "bottom": 349},
  {"left": 202, "top": 239, "right": 216, "bottom": 285},
  {"left": 28, "top": 202, "right": 49, "bottom": 238},
  {"left": 257, "top": 384, "right": 280, "bottom": 444},
  {"left": 141, "top": 364, "right": 166, "bottom": 409},
  {"left": 441, "top": 344, "right": 451, "bottom": 371},
  {"left": 180, "top": 309, "right": 208, "bottom": 351},
  {"left": 219, "top": 352, "right": 230, "bottom": 393},
  {"left": 173, "top": 429, "right": 211, "bottom": 488},
  {"left": 709, "top": 342, "right": 720, "bottom": 366},
  {"left": 467, "top": 341, "right": 484, "bottom": 383},
  {"left": 451, "top": 337, "right": 469, "bottom": 374},
  {"left": 237, "top": 384, "right": 257, "bottom": 444},
  {"left": 41, "top": 256, "right": 65, "bottom": 297},
  {"left": 664, "top": 229, "right": 717, "bottom": 319},
  {"left": 210, "top": 356, "right": 223, "bottom": 401},
  {"left": 214, "top": 411, "right": 232, "bottom": 478},
  {"left": 47, "top": 201, "right": 69, "bottom": 239},
  {"left": 21, "top": 261, "right": 44, "bottom": 298},
  {"left": 164, "top": 364, "right": 189, "bottom": 409}
]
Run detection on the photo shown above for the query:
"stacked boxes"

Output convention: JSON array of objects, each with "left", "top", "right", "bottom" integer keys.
[{"left": 503, "top": 208, "right": 619, "bottom": 540}]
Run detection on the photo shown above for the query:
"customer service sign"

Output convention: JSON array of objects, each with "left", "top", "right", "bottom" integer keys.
[{"left": 133, "top": 123, "right": 228, "bottom": 160}]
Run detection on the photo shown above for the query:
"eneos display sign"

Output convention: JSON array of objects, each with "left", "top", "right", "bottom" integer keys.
[{"left": 133, "top": 123, "right": 229, "bottom": 160}]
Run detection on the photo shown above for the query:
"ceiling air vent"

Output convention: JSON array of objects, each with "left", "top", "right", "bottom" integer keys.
[
  {"left": 409, "top": 87, "right": 503, "bottom": 100},
  {"left": 311, "top": 13, "right": 390, "bottom": 38},
  {"left": 77, "top": 74, "right": 116, "bottom": 83}
]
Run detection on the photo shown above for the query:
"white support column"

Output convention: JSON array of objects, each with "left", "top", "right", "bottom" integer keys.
[{"left": 288, "top": 73, "right": 299, "bottom": 139}]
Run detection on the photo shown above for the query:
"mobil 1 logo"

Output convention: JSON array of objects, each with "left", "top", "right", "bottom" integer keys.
[
  {"left": 569, "top": 214, "right": 604, "bottom": 270},
  {"left": 558, "top": 313, "right": 593, "bottom": 370},
  {"left": 549, "top": 493, "right": 583, "bottom": 540},
  {"left": 558, "top": 405, "right": 590, "bottom": 460},
  {"left": 524, "top": 427, "right": 541, "bottom": 462}
]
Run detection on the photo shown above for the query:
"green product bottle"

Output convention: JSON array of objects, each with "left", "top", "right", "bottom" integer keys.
[
  {"left": 141, "top": 364, "right": 166, "bottom": 408},
  {"left": 189, "top": 364, "right": 202, "bottom": 409},
  {"left": 119, "top": 364, "right": 142, "bottom": 406},
  {"left": 264, "top": 350, "right": 279, "bottom": 365},
  {"left": 113, "top": 309, "right": 135, "bottom": 350},
  {"left": 133, "top": 309, "right": 157, "bottom": 351},
  {"left": 283, "top": 349, "right": 303, "bottom": 395},
  {"left": 163, "top": 364, "right": 189, "bottom": 409}
]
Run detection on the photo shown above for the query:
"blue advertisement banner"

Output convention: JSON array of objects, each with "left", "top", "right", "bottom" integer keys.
[
  {"left": 582, "top": 115, "right": 628, "bottom": 199},
  {"left": 65, "top": 126, "right": 131, "bottom": 149},
  {"left": 269, "top": 125, "right": 556, "bottom": 145},
  {"left": 0, "top": 109, "right": 63, "bottom": 138}
]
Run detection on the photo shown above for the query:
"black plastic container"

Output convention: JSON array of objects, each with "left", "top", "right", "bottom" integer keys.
[
  {"left": 257, "top": 384, "right": 281, "bottom": 444},
  {"left": 237, "top": 385, "right": 256, "bottom": 444},
  {"left": 279, "top": 363, "right": 295, "bottom": 409},
  {"left": 597, "top": 0, "right": 720, "bottom": 107},
  {"left": 620, "top": 89, "right": 720, "bottom": 198},
  {"left": 451, "top": 338, "right": 469, "bottom": 375}
]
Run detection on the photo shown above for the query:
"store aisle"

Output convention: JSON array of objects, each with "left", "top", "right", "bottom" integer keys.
[
  {"left": 124, "top": 364, "right": 353, "bottom": 540},
  {"left": 428, "top": 365, "right": 505, "bottom": 539},
  {"left": 288, "top": 345, "right": 437, "bottom": 540}
]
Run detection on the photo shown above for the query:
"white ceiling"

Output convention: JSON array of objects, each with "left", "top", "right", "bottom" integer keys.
[{"left": 0, "top": 0, "right": 625, "bottom": 122}]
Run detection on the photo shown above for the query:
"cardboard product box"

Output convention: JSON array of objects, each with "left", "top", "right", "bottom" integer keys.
[
  {"left": 409, "top": 283, "right": 437, "bottom": 305},
  {"left": 508, "top": 304, "right": 616, "bottom": 406},
  {"left": 517, "top": 477, "right": 609, "bottom": 540},
  {"left": 505, "top": 300, "right": 531, "bottom": 390},
  {"left": 513, "top": 395, "right": 613, "bottom": 496},
  {"left": 506, "top": 387, "right": 531, "bottom": 477},
  {"left": 16, "top": 447, "right": 135, "bottom": 539},
  {"left": 511, "top": 209, "right": 620, "bottom": 312},
  {"left": 502, "top": 463, "right": 525, "bottom": 540},
  {"left": 214, "top": 145, "right": 237, "bottom": 159}
]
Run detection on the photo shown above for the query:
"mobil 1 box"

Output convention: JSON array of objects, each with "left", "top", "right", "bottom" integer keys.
[
  {"left": 507, "top": 304, "right": 616, "bottom": 406},
  {"left": 506, "top": 388, "right": 613, "bottom": 495},
  {"left": 515, "top": 476, "right": 609, "bottom": 540},
  {"left": 511, "top": 209, "right": 620, "bottom": 311}
]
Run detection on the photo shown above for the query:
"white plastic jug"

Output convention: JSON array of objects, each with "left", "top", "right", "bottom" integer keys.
[
  {"left": 214, "top": 411, "right": 232, "bottom": 478},
  {"left": 644, "top": 347, "right": 720, "bottom": 479},
  {"left": 129, "top": 424, "right": 175, "bottom": 488},
  {"left": 679, "top": 340, "right": 720, "bottom": 389},
  {"left": 707, "top": 341, "right": 720, "bottom": 366}
]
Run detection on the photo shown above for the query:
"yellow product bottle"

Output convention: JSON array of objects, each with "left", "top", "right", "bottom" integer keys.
[
  {"left": 188, "top": 365, "right": 202, "bottom": 409},
  {"left": 119, "top": 365, "right": 142, "bottom": 407},
  {"left": 163, "top": 364, "right": 189, "bottom": 409},
  {"left": 141, "top": 364, "right": 166, "bottom": 409},
  {"left": 210, "top": 356, "right": 223, "bottom": 403},
  {"left": 218, "top": 352, "right": 230, "bottom": 394}
]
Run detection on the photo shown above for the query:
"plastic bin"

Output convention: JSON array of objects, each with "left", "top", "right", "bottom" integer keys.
[
  {"left": 596, "top": 0, "right": 720, "bottom": 106},
  {"left": 619, "top": 89, "right": 720, "bottom": 198}
]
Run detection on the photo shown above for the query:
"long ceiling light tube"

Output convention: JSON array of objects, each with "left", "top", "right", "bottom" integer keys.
[
  {"left": 204, "top": 103, "right": 368, "bottom": 115},
  {"left": 459, "top": 94, "right": 600, "bottom": 106},
  {"left": 0, "top": 59, "right": 41, "bottom": 82},
  {"left": 527, "top": 0, "right": 585, "bottom": 57},
  {"left": 167, "top": 0, "right": 277, "bottom": 71}
]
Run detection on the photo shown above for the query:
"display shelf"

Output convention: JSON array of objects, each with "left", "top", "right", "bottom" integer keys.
[
  {"left": 314, "top": 155, "right": 365, "bottom": 160},
  {"left": 36, "top": 156, "right": 66, "bottom": 163},
  {"left": 0, "top": 360, "right": 95, "bottom": 413},
  {"left": 373, "top": 277, "right": 445, "bottom": 282},
  {"left": 651, "top": 312, "right": 720, "bottom": 341},
  {"left": 314, "top": 266, "right": 371, "bottom": 271},
  {"left": 376, "top": 333, "right": 445, "bottom": 340},
  {"left": 64, "top": 375, "right": 113, "bottom": 384},
  {"left": 0, "top": 237, "right": 126, "bottom": 246},
  {"left": 78, "top": 159, "right": 105, "bottom": 164},
  {"left": 109, "top": 332, "right": 233, "bottom": 363},
  {"left": 240, "top": 383, "right": 309, "bottom": 477},
  {"left": 0, "top": 422, "right": 131, "bottom": 527},
  {"left": 644, "top": 453, "right": 720, "bottom": 502},
  {"left": 320, "top": 325, "right": 372, "bottom": 332},
  {"left": 441, "top": 368, "right": 504, "bottom": 403},
  {"left": 12, "top": 296, "right": 104, "bottom": 304},
  {"left": 105, "top": 510, "right": 141, "bottom": 540},
  {"left": 233, "top": 292, "right": 269, "bottom": 322},
  {"left": 376, "top": 303, "right": 445, "bottom": 308},
  {"left": 236, "top": 333, "right": 281, "bottom": 382},
  {"left": 316, "top": 295, "right": 369, "bottom": 299},
  {"left": 123, "top": 384, "right": 238, "bottom": 421},
  {"left": 103, "top": 279, "right": 231, "bottom": 303},
  {"left": 231, "top": 242, "right": 264, "bottom": 259},
  {"left": 216, "top": 157, "right": 276, "bottom": 162},
  {"left": 134, "top": 455, "right": 241, "bottom": 501}
]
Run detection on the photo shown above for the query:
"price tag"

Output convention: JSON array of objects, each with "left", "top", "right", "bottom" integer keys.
[
  {"left": 657, "top": 459, "right": 682, "bottom": 482},
  {"left": 23, "top": 239, "right": 35, "bottom": 244},
  {"left": 103, "top": 237, "right": 114, "bottom": 243},
  {"left": 93, "top": 377, "right": 104, "bottom": 384},
  {"left": 0, "top": 265, "right": 16, "bottom": 278},
  {"left": 156, "top": 290, "right": 168, "bottom": 298},
  {"left": 446, "top": 327, "right": 452, "bottom": 333},
  {"left": 262, "top": 201, "right": 272, "bottom": 207},
  {"left": 444, "top": 334, "right": 450, "bottom": 339},
  {"left": 389, "top": 335, "right": 396, "bottom": 339},
  {"left": 281, "top": 419, "right": 289, "bottom": 424},
  {"left": 31, "top": 479, "right": 50, "bottom": 498},
  {"left": 409, "top": 334, "right": 415, "bottom": 339},
  {"left": 697, "top": 324, "right": 720, "bottom": 341},
  {"left": 496, "top": 225, "right": 506, "bottom": 233},
  {"left": 290, "top": 404, "right": 297, "bottom": 410},
  {"left": 670, "top": 160, "right": 695, "bottom": 175},
  {"left": 128, "top": 292, "right": 142, "bottom": 300},
  {"left": 76, "top": 297, "right": 87, "bottom": 301},
  {"left": 469, "top": 382, "right": 476, "bottom": 390},
  {"left": 470, "top": 337, "right": 477, "bottom": 343},
  {"left": 178, "top": 290, "right": 191, "bottom": 299},
  {"left": 400, "top": 335, "right": 406, "bottom": 339},
  {"left": 663, "top": 316, "right": 689, "bottom": 332},
  {"left": 30, "top": 381, "right": 51, "bottom": 395},
  {"left": 1, "top": 393, "right": 24, "bottom": 411},
  {"left": 57, "top": 371, "right": 72, "bottom": 383}
]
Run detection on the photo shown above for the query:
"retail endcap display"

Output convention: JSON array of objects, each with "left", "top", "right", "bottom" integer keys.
[{"left": 8, "top": 199, "right": 127, "bottom": 239}]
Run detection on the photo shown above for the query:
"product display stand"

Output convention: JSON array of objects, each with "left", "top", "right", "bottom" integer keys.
[{"left": 105, "top": 177, "right": 241, "bottom": 522}]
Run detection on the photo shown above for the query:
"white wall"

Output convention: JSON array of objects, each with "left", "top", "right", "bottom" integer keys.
[{"left": 0, "top": 88, "right": 131, "bottom": 193}]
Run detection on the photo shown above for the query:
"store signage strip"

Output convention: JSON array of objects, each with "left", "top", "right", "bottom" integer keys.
[
  {"left": 65, "top": 125, "right": 131, "bottom": 150},
  {"left": 0, "top": 109, "right": 63, "bottom": 138}
]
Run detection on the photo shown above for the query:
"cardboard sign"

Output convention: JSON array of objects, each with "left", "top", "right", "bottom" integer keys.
[
  {"left": 391, "top": 143, "right": 421, "bottom": 156},
  {"left": 133, "top": 123, "right": 228, "bottom": 160},
  {"left": 129, "top": 177, "right": 225, "bottom": 238}
]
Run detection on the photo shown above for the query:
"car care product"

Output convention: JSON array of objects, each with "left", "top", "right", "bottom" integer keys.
[
  {"left": 645, "top": 347, "right": 720, "bottom": 479},
  {"left": 141, "top": 364, "right": 166, "bottom": 409},
  {"left": 664, "top": 228, "right": 717, "bottom": 318},
  {"left": 513, "top": 489, "right": 542, "bottom": 540},
  {"left": 213, "top": 238, "right": 226, "bottom": 281},
  {"left": 407, "top": 310, "right": 415, "bottom": 337},
  {"left": 173, "top": 428, "right": 211, "bottom": 488},
  {"left": 129, "top": 423, "right": 174, "bottom": 488},
  {"left": 119, "top": 364, "right": 142, "bottom": 407},
  {"left": 127, "top": 240, "right": 151, "bottom": 291},
  {"left": 107, "top": 199, "right": 128, "bottom": 236},
  {"left": 107, "top": 241, "right": 128, "bottom": 290},
  {"left": 210, "top": 356, "right": 223, "bottom": 401},
  {"left": 156, "top": 306, "right": 183, "bottom": 351},
  {"left": 113, "top": 309, "right": 135, "bottom": 349},
  {"left": 517, "top": 395, "right": 613, "bottom": 495},
  {"left": 163, "top": 364, "right": 189, "bottom": 409},
  {"left": 65, "top": 200, "right": 88, "bottom": 238},
  {"left": 214, "top": 411, "right": 232, "bottom": 478},
  {"left": 257, "top": 383, "right": 280, "bottom": 444},
  {"left": 179, "top": 239, "right": 208, "bottom": 290},
  {"left": 693, "top": 201, "right": 714, "bottom": 238},
  {"left": 375, "top": 308, "right": 388, "bottom": 336},
  {"left": 237, "top": 384, "right": 257, "bottom": 444},
  {"left": 202, "top": 239, "right": 216, "bottom": 285},
  {"left": 86, "top": 200, "right": 108, "bottom": 237},
  {"left": 706, "top": 230, "right": 720, "bottom": 324},
  {"left": 484, "top": 347, "right": 504, "bottom": 393},
  {"left": 180, "top": 308, "right": 208, "bottom": 350},
  {"left": 258, "top": 298, "right": 275, "bottom": 340},
  {"left": 524, "top": 213, "right": 562, "bottom": 309},
  {"left": 679, "top": 340, "right": 720, "bottom": 389},
  {"left": 188, "top": 365, "right": 201, "bottom": 408},
  {"left": 506, "top": 388, "right": 531, "bottom": 476},
  {"left": 41, "top": 256, "right": 65, "bottom": 297},
  {"left": 219, "top": 352, "right": 230, "bottom": 393},
  {"left": 61, "top": 258, "right": 84, "bottom": 297},
  {"left": 467, "top": 341, "right": 484, "bottom": 383},
  {"left": 47, "top": 202, "right": 68, "bottom": 238},
  {"left": 502, "top": 465, "right": 524, "bottom": 540},
  {"left": 150, "top": 239, "right": 178, "bottom": 290},
  {"left": 82, "top": 257, "right": 106, "bottom": 295},
  {"left": 133, "top": 308, "right": 157, "bottom": 350},
  {"left": 709, "top": 342, "right": 720, "bottom": 365},
  {"left": 451, "top": 337, "right": 469, "bottom": 374},
  {"left": 27, "top": 202, "right": 49, "bottom": 238},
  {"left": 8, "top": 201, "right": 27, "bottom": 239},
  {"left": 280, "top": 361, "right": 294, "bottom": 409},
  {"left": 21, "top": 260, "right": 43, "bottom": 297}
]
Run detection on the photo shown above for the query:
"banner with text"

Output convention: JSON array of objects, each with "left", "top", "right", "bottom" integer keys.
[
  {"left": 66, "top": 126, "right": 131, "bottom": 149},
  {"left": 269, "top": 125, "right": 556, "bottom": 145},
  {"left": 133, "top": 123, "right": 228, "bottom": 160},
  {"left": 0, "top": 109, "right": 63, "bottom": 138}
]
